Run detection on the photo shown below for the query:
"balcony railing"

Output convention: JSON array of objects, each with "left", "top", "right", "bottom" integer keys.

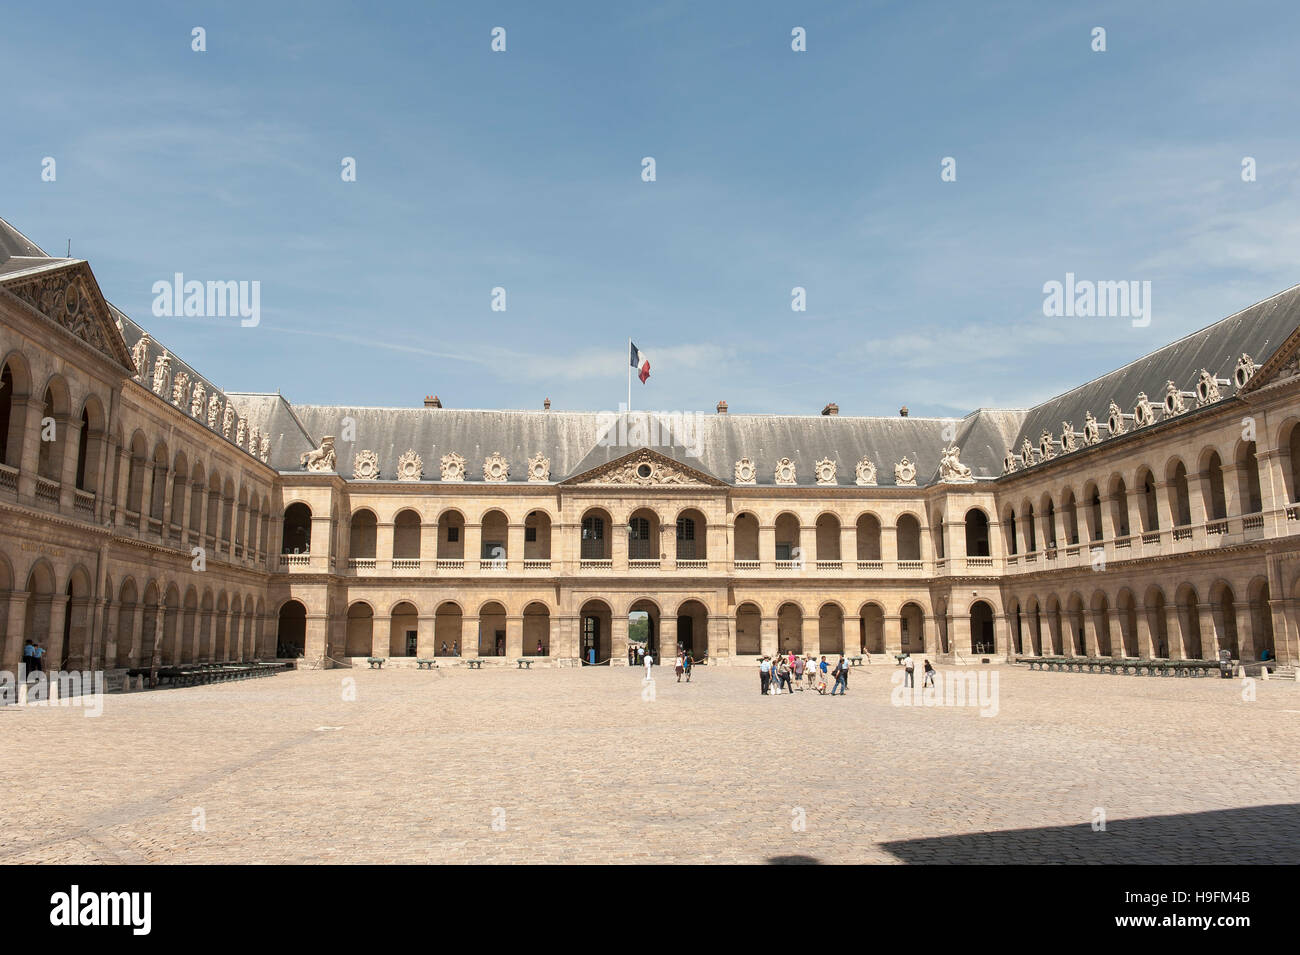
[
  {"left": 1141, "top": 531, "right": 1161, "bottom": 545},
  {"left": 816, "top": 560, "right": 843, "bottom": 571},
  {"left": 967, "top": 557, "right": 993, "bottom": 568},
  {"left": 897, "top": 560, "right": 923, "bottom": 571},
  {"left": 580, "top": 559, "right": 613, "bottom": 570},
  {"left": 75, "top": 488, "right": 96, "bottom": 515},
  {"left": 857, "top": 560, "right": 883, "bottom": 571},
  {"left": 435, "top": 558, "right": 464, "bottom": 571},
  {"left": 394, "top": 558, "right": 421, "bottom": 571},
  {"left": 34, "top": 477, "right": 60, "bottom": 505},
  {"left": 676, "top": 558, "right": 707, "bottom": 570},
  {"left": 733, "top": 559, "right": 760, "bottom": 570},
  {"left": 1242, "top": 513, "right": 1264, "bottom": 530},
  {"left": 0, "top": 463, "right": 17, "bottom": 493},
  {"left": 280, "top": 553, "right": 309, "bottom": 567},
  {"left": 1206, "top": 519, "right": 1228, "bottom": 535},
  {"left": 628, "top": 559, "right": 660, "bottom": 570},
  {"left": 348, "top": 558, "right": 376, "bottom": 570},
  {"left": 478, "top": 559, "right": 506, "bottom": 571},
  {"left": 523, "top": 559, "right": 551, "bottom": 571},
  {"left": 774, "top": 559, "right": 801, "bottom": 571},
  {"left": 1173, "top": 526, "right": 1193, "bottom": 541}
]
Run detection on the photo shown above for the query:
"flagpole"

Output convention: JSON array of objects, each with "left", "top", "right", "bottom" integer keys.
[{"left": 627, "top": 338, "right": 632, "bottom": 413}]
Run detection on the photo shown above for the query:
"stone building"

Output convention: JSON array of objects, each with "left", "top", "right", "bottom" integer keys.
[{"left": 2, "top": 215, "right": 1299, "bottom": 671}]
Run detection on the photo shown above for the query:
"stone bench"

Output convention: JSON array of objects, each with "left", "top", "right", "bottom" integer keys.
[
  {"left": 516, "top": 658, "right": 534, "bottom": 669},
  {"left": 366, "top": 657, "right": 385, "bottom": 669},
  {"left": 415, "top": 659, "right": 438, "bottom": 670}
]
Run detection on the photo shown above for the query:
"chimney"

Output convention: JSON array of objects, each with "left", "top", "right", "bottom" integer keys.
[
  {"left": 544, "top": 397, "right": 551, "bottom": 410},
  {"left": 716, "top": 400, "right": 728, "bottom": 414},
  {"left": 424, "top": 395, "right": 442, "bottom": 409},
  {"left": 821, "top": 402, "right": 839, "bottom": 416},
  {"left": 899, "top": 405, "right": 909, "bottom": 417}
]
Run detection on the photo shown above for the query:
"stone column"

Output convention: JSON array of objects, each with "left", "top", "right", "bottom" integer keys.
[
  {"left": 1233, "top": 603, "right": 1255, "bottom": 660},
  {"left": 2, "top": 591, "right": 29, "bottom": 674},
  {"left": 611, "top": 614, "right": 629, "bottom": 666},
  {"left": 839, "top": 524, "right": 856, "bottom": 567},
  {"left": 505, "top": 614, "right": 524, "bottom": 660},
  {"left": 609, "top": 521, "right": 626, "bottom": 570},
  {"left": 1124, "top": 491, "right": 1143, "bottom": 540},
  {"left": 1256, "top": 447, "right": 1287, "bottom": 532},
  {"left": 799, "top": 524, "right": 818, "bottom": 568},
  {"left": 376, "top": 521, "right": 395, "bottom": 571},
  {"left": 801, "top": 614, "right": 818, "bottom": 658},
  {"left": 881, "top": 522, "right": 898, "bottom": 567},
  {"left": 759, "top": 523, "right": 776, "bottom": 571},
  {"left": 1107, "top": 613, "right": 1128, "bottom": 657},
  {"left": 420, "top": 517, "right": 438, "bottom": 566},
  {"left": 1220, "top": 463, "right": 1242, "bottom": 520},
  {"left": 660, "top": 517, "right": 675, "bottom": 565},
  {"left": 371, "top": 615, "right": 390, "bottom": 657},
  {"left": 1196, "top": 603, "right": 1219, "bottom": 661},
  {"left": 709, "top": 613, "right": 730, "bottom": 661},
  {"left": 416, "top": 615, "right": 435, "bottom": 659},
  {"left": 1134, "top": 607, "right": 1154, "bottom": 658},
  {"left": 841, "top": 614, "right": 859, "bottom": 655},
  {"left": 507, "top": 522, "right": 525, "bottom": 572},
  {"left": 1165, "top": 603, "right": 1186, "bottom": 660},
  {"left": 1046, "top": 610, "right": 1062, "bottom": 656},
  {"left": 949, "top": 611, "right": 971, "bottom": 657},
  {"left": 1099, "top": 494, "right": 1118, "bottom": 541},
  {"left": 659, "top": 616, "right": 677, "bottom": 660},
  {"left": 15, "top": 395, "right": 45, "bottom": 501},
  {"left": 883, "top": 614, "right": 902, "bottom": 655},
  {"left": 461, "top": 614, "right": 480, "bottom": 659},
  {"left": 1082, "top": 609, "right": 1099, "bottom": 657},
  {"left": 759, "top": 615, "right": 777, "bottom": 657},
  {"left": 57, "top": 413, "right": 82, "bottom": 510}
]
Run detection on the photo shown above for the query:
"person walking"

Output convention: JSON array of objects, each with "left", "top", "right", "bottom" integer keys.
[
  {"left": 675, "top": 651, "right": 685, "bottom": 682},
  {"left": 903, "top": 653, "right": 915, "bottom": 687},
  {"left": 22, "top": 640, "right": 35, "bottom": 675},
  {"left": 830, "top": 656, "right": 848, "bottom": 695},
  {"left": 684, "top": 653, "right": 693, "bottom": 682},
  {"left": 643, "top": 651, "right": 654, "bottom": 680},
  {"left": 778, "top": 658, "right": 792, "bottom": 694},
  {"left": 793, "top": 654, "right": 804, "bottom": 690},
  {"left": 759, "top": 656, "right": 772, "bottom": 695},
  {"left": 922, "top": 659, "right": 936, "bottom": 688}
]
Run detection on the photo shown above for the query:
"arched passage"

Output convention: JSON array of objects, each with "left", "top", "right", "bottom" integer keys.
[
  {"left": 735, "top": 602, "right": 762, "bottom": 655},
  {"left": 818, "top": 602, "right": 844, "bottom": 655},
  {"left": 390, "top": 601, "right": 419, "bottom": 656},
  {"left": 435, "top": 601, "right": 462, "bottom": 655},
  {"left": 777, "top": 602, "right": 803, "bottom": 654},
  {"left": 676, "top": 599, "right": 709, "bottom": 659},
  {"left": 346, "top": 602, "right": 374, "bottom": 656},
  {"left": 580, "top": 599, "right": 612, "bottom": 664},
  {"left": 628, "top": 598, "right": 661, "bottom": 659},
  {"left": 277, "top": 600, "right": 307, "bottom": 657},
  {"left": 970, "top": 600, "right": 995, "bottom": 654},
  {"left": 524, "top": 602, "right": 550, "bottom": 655},
  {"left": 477, "top": 601, "right": 506, "bottom": 656}
]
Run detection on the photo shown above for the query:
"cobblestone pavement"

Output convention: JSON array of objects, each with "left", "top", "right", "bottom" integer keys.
[{"left": 1, "top": 664, "right": 1296, "bottom": 864}]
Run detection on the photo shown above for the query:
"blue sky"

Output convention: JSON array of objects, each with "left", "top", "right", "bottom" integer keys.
[{"left": 6, "top": 0, "right": 1300, "bottom": 416}]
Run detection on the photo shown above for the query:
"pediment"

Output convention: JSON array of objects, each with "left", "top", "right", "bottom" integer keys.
[
  {"left": 1239, "top": 324, "right": 1300, "bottom": 395},
  {"left": 1, "top": 261, "right": 134, "bottom": 371},
  {"left": 561, "top": 448, "right": 726, "bottom": 488}
]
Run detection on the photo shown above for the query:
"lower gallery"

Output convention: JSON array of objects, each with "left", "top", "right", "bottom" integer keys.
[{"left": 2, "top": 214, "right": 1299, "bottom": 675}]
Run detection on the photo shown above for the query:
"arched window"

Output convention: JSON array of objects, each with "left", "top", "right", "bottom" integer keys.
[
  {"left": 581, "top": 514, "right": 606, "bottom": 559},
  {"left": 281, "top": 502, "right": 312, "bottom": 554},
  {"left": 964, "top": 509, "right": 990, "bottom": 557}
]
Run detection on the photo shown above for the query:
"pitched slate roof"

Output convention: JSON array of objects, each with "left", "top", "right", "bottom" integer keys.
[{"left": 1009, "top": 283, "right": 1300, "bottom": 458}]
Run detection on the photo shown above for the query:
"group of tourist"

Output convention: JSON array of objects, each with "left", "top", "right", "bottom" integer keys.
[
  {"left": 21, "top": 640, "right": 46, "bottom": 673},
  {"left": 758, "top": 652, "right": 852, "bottom": 696},
  {"left": 899, "top": 653, "right": 936, "bottom": 687}
]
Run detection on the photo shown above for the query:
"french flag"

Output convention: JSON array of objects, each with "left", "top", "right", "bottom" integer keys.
[{"left": 630, "top": 341, "right": 650, "bottom": 384}]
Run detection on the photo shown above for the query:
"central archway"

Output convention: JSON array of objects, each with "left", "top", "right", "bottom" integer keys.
[{"left": 627, "top": 598, "right": 661, "bottom": 662}]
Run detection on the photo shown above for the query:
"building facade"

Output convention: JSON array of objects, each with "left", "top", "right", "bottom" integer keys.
[{"left": 3, "top": 216, "right": 1300, "bottom": 672}]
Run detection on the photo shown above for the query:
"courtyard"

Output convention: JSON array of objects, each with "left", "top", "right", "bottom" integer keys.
[{"left": 1, "top": 663, "right": 1296, "bottom": 864}]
